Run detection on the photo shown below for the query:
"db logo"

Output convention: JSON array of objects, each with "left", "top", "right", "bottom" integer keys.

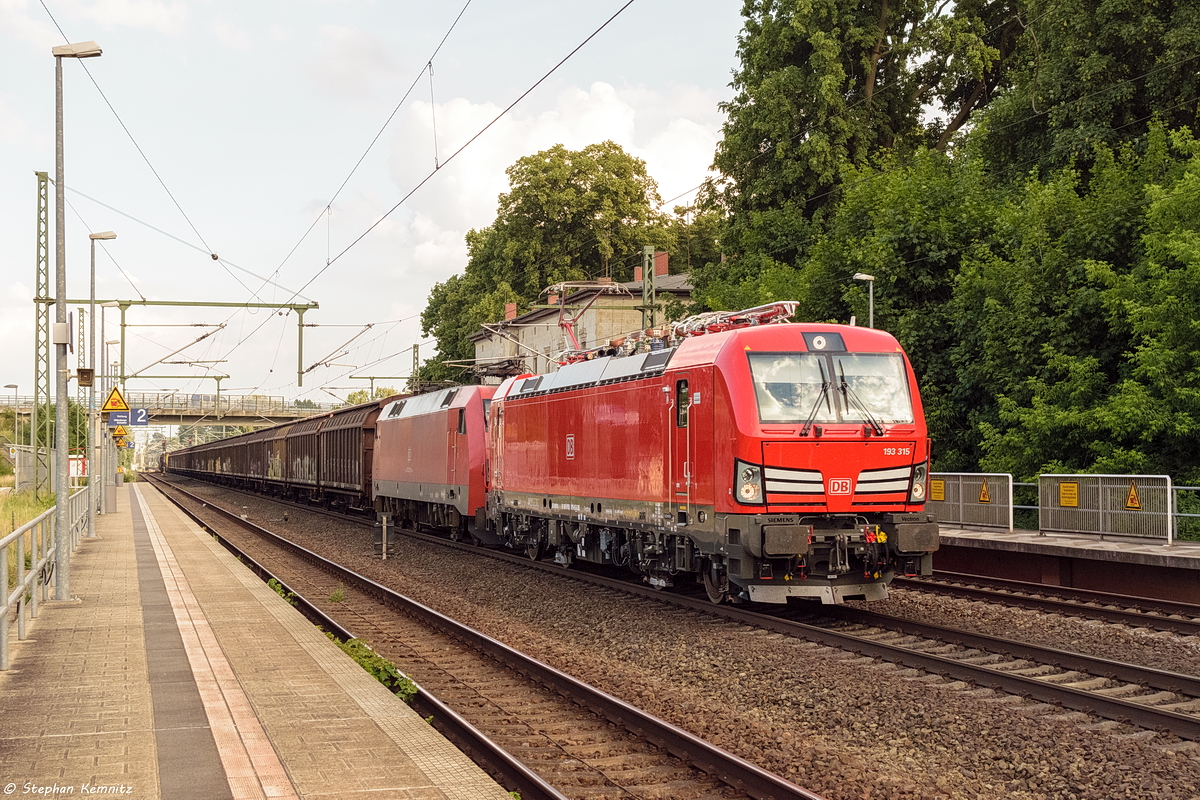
[
  {"left": 565, "top": 434, "right": 575, "bottom": 460},
  {"left": 828, "top": 479, "right": 852, "bottom": 495}
]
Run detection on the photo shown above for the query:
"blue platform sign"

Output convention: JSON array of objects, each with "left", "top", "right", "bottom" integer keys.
[{"left": 106, "top": 409, "right": 148, "bottom": 426}]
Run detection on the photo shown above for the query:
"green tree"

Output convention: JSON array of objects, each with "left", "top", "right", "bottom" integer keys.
[
  {"left": 976, "top": 130, "right": 1200, "bottom": 480},
  {"left": 698, "top": 0, "right": 1017, "bottom": 306},
  {"left": 27, "top": 401, "right": 90, "bottom": 453},
  {"left": 346, "top": 386, "right": 399, "bottom": 405},
  {"left": 421, "top": 141, "right": 667, "bottom": 378},
  {"left": 978, "top": 0, "right": 1200, "bottom": 183}
]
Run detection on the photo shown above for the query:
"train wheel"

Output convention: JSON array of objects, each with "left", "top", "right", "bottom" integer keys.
[
  {"left": 703, "top": 564, "right": 729, "bottom": 605},
  {"left": 525, "top": 540, "right": 543, "bottom": 561}
]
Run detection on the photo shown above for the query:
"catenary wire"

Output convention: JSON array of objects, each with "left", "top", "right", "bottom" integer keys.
[{"left": 211, "top": 0, "right": 641, "bottom": 375}]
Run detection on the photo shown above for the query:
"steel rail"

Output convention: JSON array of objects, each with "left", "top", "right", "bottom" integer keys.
[
  {"left": 365, "top": 517, "right": 1200, "bottom": 742},
  {"left": 160, "top": 474, "right": 1200, "bottom": 742},
  {"left": 146, "top": 474, "right": 824, "bottom": 800},
  {"left": 144, "top": 475, "right": 568, "bottom": 800},
  {"left": 894, "top": 573, "right": 1200, "bottom": 633}
]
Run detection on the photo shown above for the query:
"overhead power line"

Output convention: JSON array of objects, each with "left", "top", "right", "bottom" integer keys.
[
  {"left": 216, "top": 0, "right": 640, "bottom": 377},
  {"left": 301, "top": 0, "right": 640, "bottom": 293},
  {"left": 38, "top": 0, "right": 305, "bottom": 310},
  {"left": 269, "top": 0, "right": 476, "bottom": 281}
]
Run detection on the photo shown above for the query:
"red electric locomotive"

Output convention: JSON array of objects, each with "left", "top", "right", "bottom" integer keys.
[
  {"left": 484, "top": 302, "right": 938, "bottom": 604},
  {"left": 372, "top": 385, "right": 496, "bottom": 537}
]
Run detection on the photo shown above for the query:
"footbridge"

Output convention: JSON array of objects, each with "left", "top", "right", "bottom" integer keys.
[{"left": 0, "top": 393, "right": 334, "bottom": 427}]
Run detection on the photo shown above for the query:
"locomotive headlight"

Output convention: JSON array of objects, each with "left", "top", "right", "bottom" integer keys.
[
  {"left": 909, "top": 462, "right": 928, "bottom": 502},
  {"left": 735, "top": 461, "right": 763, "bottom": 504}
]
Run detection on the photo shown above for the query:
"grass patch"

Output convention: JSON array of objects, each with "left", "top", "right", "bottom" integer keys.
[
  {"left": 327, "top": 635, "right": 417, "bottom": 703},
  {"left": 2, "top": 490, "right": 54, "bottom": 591},
  {"left": 328, "top": 585, "right": 346, "bottom": 603}
]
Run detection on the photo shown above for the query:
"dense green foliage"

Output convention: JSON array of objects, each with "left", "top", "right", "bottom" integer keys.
[{"left": 694, "top": 0, "right": 1200, "bottom": 481}]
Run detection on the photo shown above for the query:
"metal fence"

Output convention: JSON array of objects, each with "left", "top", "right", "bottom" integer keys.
[
  {"left": 928, "top": 473, "right": 1014, "bottom": 530},
  {"left": 1, "top": 488, "right": 88, "bottom": 670},
  {"left": 1038, "top": 474, "right": 1174, "bottom": 543}
]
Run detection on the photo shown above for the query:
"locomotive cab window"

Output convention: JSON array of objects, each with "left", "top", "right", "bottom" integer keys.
[
  {"left": 833, "top": 353, "right": 913, "bottom": 423},
  {"left": 748, "top": 352, "right": 913, "bottom": 424},
  {"left": 457, "top": 408, "right": 466, "bottom": 435},
  {"left": 676, "top": 380, "right": 689, "bottom": 427}
]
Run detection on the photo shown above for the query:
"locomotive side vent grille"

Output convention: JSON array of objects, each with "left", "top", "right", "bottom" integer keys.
[
  {"left": 764, "top": 466, "right": 824, "bottom": 495},
  {"left": 854, "top": 465, "right": 910, "bottom": 495}
]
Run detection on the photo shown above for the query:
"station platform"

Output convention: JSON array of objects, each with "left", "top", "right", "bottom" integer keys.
[
  {"left": 0, "top": 483, "right": 512, "bottom": 800},
  {"left": 937, "top": 525, "right": 1200, "bottom": 602}
]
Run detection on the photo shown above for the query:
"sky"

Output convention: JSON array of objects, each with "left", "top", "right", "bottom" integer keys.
[{"left": 0, "top": 0, "right": 745, "bottom": 422}]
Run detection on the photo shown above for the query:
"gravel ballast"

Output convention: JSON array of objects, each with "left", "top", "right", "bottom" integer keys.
[{"left": 177, "top": 480, "right": 1200, "bottom": 800}]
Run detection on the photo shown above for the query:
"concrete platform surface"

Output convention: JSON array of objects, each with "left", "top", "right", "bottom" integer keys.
[
  {"left": 939, "top": 524, "right": 1200, "bottom": 569},
  {"left": 0, "top": 483, "right": 512, "bottom": 800}
]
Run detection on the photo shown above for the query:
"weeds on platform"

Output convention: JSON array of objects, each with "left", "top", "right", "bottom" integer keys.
[
  {"left": 327, "top": 635, "right": 417, "bottom": 704},
  {"left": 267, "top": 578, "right": 297, "bottom": 606}
]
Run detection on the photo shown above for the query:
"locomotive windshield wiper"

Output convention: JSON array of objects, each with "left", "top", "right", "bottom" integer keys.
[
  {"left": 837, "top": 360, "right": 884, "bottom": 436},
  {"left": 800, "top": 360, "right": 831, "bottom": 437}
]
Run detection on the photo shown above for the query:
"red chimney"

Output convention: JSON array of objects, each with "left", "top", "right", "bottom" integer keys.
[
  {"left": 634, "top": 266, "right": 643, "bottom": 282},
  {"left": 654, "top": 251, "right": 668, "bottom": 276},
  {"left": 547, "top": 294, "right": 558, "bottom": 304},
  {"left": 504, "top": 302, "right": 517, "bottom": 321}
]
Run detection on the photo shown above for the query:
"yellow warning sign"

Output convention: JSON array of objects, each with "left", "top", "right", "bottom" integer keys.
[
  {"left": 112, "top": 425, "right": 129, "bottom": 437},
  {"left": 930, "top": 480, "right": 945, "bottom": 502},
  {"left": 978, "top": 480, "right": 992, "bottom": 504},
  {"left": 101, "top": 386, "right": 129, "bottom": 413},
  {"left": 115, "top": 437, "right": 128, "bottom": 448},
  {"left": 1059, "top": 482, "right": 1079, "bottom": 508},
  {"left": 1125, "top": 480, "right": 1142, "bottom": 511}
]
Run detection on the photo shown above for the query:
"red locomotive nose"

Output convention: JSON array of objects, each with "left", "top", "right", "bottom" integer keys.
[{"left": 760, "top": 441, "right": 915, "bottom": 513}]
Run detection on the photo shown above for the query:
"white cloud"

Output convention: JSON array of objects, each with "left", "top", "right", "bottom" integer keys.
[
  {"left": 640, "top": 117, "right": 719, "bottom": 206},
  {"left": 67, "top": 0, "right": 188, "bottom": 35},
  {"left": 210, "top": 20, "right": 251, "bottom": 51},
  {"left": 5, "top": 282, "right": 32, "bottom": 302},
  {"left": 306, "top": 25, "right": 399, "bottom": 99},
  {"left": 0, "top": 96, "right": 30, "bottom": 145},
  {"left": 0, "top": 0, "right": 60, "bottom": 46}
]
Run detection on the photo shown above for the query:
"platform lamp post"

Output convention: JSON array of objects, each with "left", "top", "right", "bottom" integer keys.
[
  {"left": 87, "top": 232, "right": 115, "bottom": 536},
  {"left": 53, "top": 40, "right": 103, "bottom": 600},
  {"left": 853, "top": 273, "right": 875, "bottom": 329}
]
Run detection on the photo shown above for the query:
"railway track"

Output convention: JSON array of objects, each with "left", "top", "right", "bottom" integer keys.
[
  {"left": 144, "top": 474, "right": 822, "bottom": 800},
  {"left": 893, "top": 572, "right": 1200, "bottom": 635},
  {"left": 155, "top": 474, "right": 1200, "bottom": 746}
]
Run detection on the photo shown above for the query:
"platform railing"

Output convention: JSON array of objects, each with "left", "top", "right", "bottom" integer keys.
[
  {"left": 1038, "top": 474, "right": 1174, "bottom": 544},
  {"left": 1, "top": 488, "right": 88, "bottom": 670},
  {"left": 928, "top": 473, "right": 1014, "bottom": 530},
  {"left": 926, "top": 474, "right": 1200, "bottom": 544}
]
